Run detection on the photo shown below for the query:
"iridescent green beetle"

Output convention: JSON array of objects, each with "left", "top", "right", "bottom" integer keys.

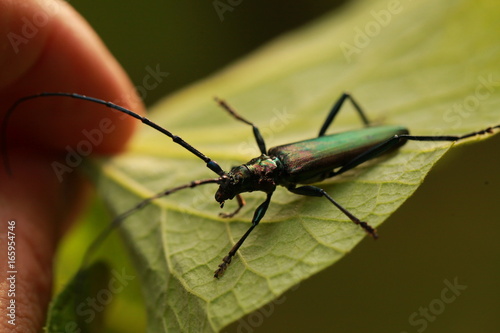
[{"left": 3, "top": 92, "right": 498, "bottom": 277}]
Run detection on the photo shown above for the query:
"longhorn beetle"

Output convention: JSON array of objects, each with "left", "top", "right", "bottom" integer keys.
[{"left": 2, "top": 92, "right": 499, "bottom": 278}]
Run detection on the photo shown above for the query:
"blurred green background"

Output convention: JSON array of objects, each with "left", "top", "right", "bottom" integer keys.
[
  {"left": 56, "top": 0, "right": 500, "bottom": 332},
  {"left": 71, "top": 0, "right": 346, "bottom": 107}
]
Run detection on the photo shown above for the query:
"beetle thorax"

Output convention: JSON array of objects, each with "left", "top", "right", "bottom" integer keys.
[{"left": 215, "top": 155, "right": 282, "bottom": 203}]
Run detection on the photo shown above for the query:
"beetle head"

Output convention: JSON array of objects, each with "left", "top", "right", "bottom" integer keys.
[{"left": 215, "top": 166, "right": 252, "bottom": 207}]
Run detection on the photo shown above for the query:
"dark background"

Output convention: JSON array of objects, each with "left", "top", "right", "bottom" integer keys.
[
  {"left": 66, "top": 1, "right": 500, "bottom": 332},
  {"left": 70, "top": 0, "right": 346, "bottom": 106}
]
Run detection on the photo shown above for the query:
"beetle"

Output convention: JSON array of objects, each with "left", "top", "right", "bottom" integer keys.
[{"left": 2, "top": 92, "right": 499, "bottom": 278}]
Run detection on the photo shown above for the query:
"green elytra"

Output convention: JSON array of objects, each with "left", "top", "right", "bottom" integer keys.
[{"left": 2, "top": 92, "right": 498, "bottom": 278}]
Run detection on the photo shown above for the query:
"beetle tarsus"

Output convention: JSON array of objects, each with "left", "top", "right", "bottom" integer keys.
[
  {"left": 214, "top": 255, "right": 232, "bottom": 278},
  {"left": 359, "top": 221, "right": 378, "bottom": 239},
  {"left": 219, "top": 194, "right": 245, "bottom": 218}
]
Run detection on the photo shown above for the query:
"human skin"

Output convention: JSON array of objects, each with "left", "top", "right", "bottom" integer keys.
[{"left": 0, "top": 0, "right": 143, "bottom": 331}]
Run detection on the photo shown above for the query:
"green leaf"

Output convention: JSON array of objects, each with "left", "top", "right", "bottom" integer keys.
[
  {"left": 51, "top": 0, "right": 500, "bottom": 331},
  {"left": 46, "top": 262, "right": 111, "bottom": 333}
]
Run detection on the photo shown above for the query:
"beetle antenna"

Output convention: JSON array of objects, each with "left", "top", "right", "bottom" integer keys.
[
  {"left": 81, "top": 177, "right": 222, "bottom": 268},
  {"left": 1, "top": 92, "right": 226, "bottom": 177}
]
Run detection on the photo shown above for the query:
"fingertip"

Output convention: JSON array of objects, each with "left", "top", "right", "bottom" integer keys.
[{"left": 0, "top": 0, "right": 145, "bottom": 156}]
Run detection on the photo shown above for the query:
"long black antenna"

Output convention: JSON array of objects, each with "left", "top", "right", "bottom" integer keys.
[
  {"left": 81, "top": 177, "right": 222, "bottom": 269},
  {"left": 1, "top": 92, "right": 226, "bottom": 176}
]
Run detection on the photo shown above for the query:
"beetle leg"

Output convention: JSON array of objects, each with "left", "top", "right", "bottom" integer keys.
[
  {"left": 318, "top": 92, "right": 371, "bottom": 137},
  {"left": 214, "top": 191, "right": 273, "bottom": 278},
  {"left": 219, "top": 194, "right": 246, "bottom": 218},
  {"left": 397, "top": 126, "right": 500, "bottom": 143},
  {"left": 330, "top": 124, "right": 500, "bottom": 178},
  {"left": 287, "top": 185, "right": 378, "bottom": 239},
  {"left": 214, "top": 97, "right": 267, "bottom": 154}
]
